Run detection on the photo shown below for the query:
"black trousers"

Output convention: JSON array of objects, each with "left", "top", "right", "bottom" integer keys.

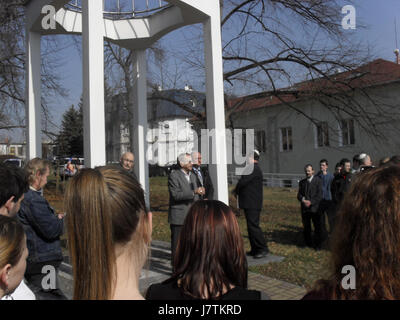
[
  {"left": 318, "top": 200, "right": 336, "bottom": 236},
  {"left": 244, "top": 209, "right": 269, "bottom": 254},
  {"left": 301, "top": 210, "right": 323, "bottom": 248},
  {"left": 170, "top": 224, "right": 183, "bottom": 267}
]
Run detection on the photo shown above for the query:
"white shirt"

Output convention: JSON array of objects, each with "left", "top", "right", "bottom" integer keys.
[
  {"left": 302, "top": 175, "right": 314, "bottom": 202},
  {"left": 1, "top": 280, "right": 36, "bottom": 300},
  {"left": 181, "top": 169, "right": 191, "bottom": 183}
]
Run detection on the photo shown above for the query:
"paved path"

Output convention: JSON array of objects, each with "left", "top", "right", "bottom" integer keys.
[{"left": 59, "top": 240, "right": 306, "bottom": 300}]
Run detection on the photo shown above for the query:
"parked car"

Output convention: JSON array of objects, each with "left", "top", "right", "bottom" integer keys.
[{"left": 0, "top": 155, "right": 24, "bottom": 168}]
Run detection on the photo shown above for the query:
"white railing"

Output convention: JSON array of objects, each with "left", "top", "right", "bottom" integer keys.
[
  {"left": 228, "top": 172, "right": 303, "bottom": 188},
  {"left": 65, "top": 0, "right": 170, "bottom": 18}
]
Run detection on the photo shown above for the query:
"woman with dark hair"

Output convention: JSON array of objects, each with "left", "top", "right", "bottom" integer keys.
[
  {"left": 146, "top": 200, "right": 264, "bottom": 300},
  {"left": 65, "top": 166, "right": 152, "bottom": 300},
  {"left": 0, "top": 216, "right": 29, "bottom": 299},
  {"left": 303, "top": 165, "right": 400, "bottom": 299}
]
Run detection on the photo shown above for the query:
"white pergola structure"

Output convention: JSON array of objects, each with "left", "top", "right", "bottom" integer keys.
[{"left": 24, "top": 0, "right": 229, "bottom": 204}]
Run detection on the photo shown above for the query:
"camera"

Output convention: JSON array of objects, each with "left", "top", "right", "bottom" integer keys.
[{"left": 359, "top": 165, "right": 375, "bottom": 173}]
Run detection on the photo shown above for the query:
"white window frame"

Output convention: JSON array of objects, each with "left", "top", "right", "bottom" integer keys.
[
  {"left": 279, "top": 127, "right": 293, "bottom": 152},
  {"left": 338, "top": 119, "right": 355, "bottom": 147},
  {"left": 255, "top": 130, "right": 266, "bottom": 153},
  {"left": 314, "top": 122, "right": 330, "bottom": 148}
]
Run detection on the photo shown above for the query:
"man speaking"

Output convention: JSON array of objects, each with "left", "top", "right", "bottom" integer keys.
[{"left": 233, "top": 150, "right": 269, "bottom": 259}]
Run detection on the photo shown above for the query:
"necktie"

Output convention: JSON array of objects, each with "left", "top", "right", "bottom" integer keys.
[{"left": 195, "top": 168, "right": 203, "bottom": 186}]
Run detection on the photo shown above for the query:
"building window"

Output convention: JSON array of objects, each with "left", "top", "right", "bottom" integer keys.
[
  {"left": 339, "top": 119, "right": 355, "bottom": 146},
  {"left": 280, "top": 127, "right": 293, "bottom": 152},
  {"left": 315, "top": 122, "right": 329, "bottom": 148},
  {"left": 255, "top": 130, "right": 266, "bottom": 153}
]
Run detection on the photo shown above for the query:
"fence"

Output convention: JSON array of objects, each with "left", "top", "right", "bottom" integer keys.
[{"left": 228, "top": 172, "right": 303, "bottom": 188}]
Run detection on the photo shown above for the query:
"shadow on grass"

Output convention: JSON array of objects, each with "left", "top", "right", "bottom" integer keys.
[
  {"left": 150, "top": 204, "right": 169, "bottom": 213},
  {"left": 265, "top": 224, "right": 306, "bottom": 247},
  {"left": 265, "top": 224, "right": 332, "bottom": 250}
]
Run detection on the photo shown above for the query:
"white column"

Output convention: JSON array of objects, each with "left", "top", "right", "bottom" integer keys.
[
  {"left": 132, "top": 50, "right": 150, "bottom": 206},
  {"left": 82, "top": 0, "right": 106, "bottom": 168},
  {"left": 25, "top": 31, "right": 42, "bottom": 160},
  {"left": 203, "top": 13, "right": 229, "bottom": 204}
]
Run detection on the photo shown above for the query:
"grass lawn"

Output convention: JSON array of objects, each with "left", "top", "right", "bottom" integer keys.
[{"left": 45, "top": 175, "right": 331, "bottom": 290}]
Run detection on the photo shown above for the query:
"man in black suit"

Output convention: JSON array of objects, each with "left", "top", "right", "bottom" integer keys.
[
  {"left": 191, "top": 151, "right": 214, "bottom": 200},
  {"left": 233, "top": 150, "right": 269, "bottom": 259},
  {"left": 297, "top": 164, "right": 323, "bottom": 250},
  {"left": 331, "top": 158, "right": 353, "bottom": 219},
  {"left": 168, "top": 153, "right": 205, "bottom": 263}
]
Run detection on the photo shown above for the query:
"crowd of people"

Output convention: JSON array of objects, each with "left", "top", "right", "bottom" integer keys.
[
  {"left": 1, "top": 151, "right": 400, "bottom": 300},
  {"left": 297, "top": 153, "right": 399, "bottom": 251}
]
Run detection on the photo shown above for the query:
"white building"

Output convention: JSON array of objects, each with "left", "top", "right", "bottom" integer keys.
[
  {"left": 106, "top": 89, "right": 205, "bottom": 168},
  {"left": 227, "top": 59, "right": 400, "bottom": 175},
  {"left": 0, "top": 142, "right": 26, "bottom": 158}
]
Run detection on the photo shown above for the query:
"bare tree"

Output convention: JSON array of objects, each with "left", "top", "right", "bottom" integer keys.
[
  {"left": 0, "top": 1, "right": 67, "bottom": 140},
  {"left": 157, "top": 0, "right": 399, "bottom": 144}
]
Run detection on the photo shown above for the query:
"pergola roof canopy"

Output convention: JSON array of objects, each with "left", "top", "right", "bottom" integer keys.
[{"left": 24, "top": 0, "right": 211, "bottom": 49}]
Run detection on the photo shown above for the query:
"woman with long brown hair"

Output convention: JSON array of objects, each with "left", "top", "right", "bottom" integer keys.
[
  {"left": 303, "top": 165, "right": 400, "bottom": 299},
  {"left": 146, "top": 200, "right": 263, "bottom": 300},
  {"left": 65, "top": 166, "right": 151, "bottom": 300}
]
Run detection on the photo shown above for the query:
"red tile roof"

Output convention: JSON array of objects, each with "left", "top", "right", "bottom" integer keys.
[{"left": 227, "top": 59, "right": 400, "bottom": 113}]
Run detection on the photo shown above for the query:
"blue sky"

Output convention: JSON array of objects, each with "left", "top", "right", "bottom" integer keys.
[
  {"left": 44, "top": 0, "right": 400, "bottom": 133},
  {"left": 356, "top": 0, "right": 400, "bottom": 60}
]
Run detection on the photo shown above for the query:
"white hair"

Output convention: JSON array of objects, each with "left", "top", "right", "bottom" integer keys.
[
  {"left": 358, "top": 153, "right": 369, "bottom": 165},
  {"left": 177, "top": 153, "right": 191, "bottom": 166}
]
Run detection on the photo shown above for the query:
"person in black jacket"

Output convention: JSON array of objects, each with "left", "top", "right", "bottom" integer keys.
[
  {"left": 331, "top": 158, "right": 353, "bottom": 215},
  {"left": 297, "top": 164, "right": 323, "bottom": 250},
  {"left": 191, "top": 151, "right": 214, "bottom": 200},
  {"left": 233, "top": 150, "right": 269, "bottom": 259}
]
